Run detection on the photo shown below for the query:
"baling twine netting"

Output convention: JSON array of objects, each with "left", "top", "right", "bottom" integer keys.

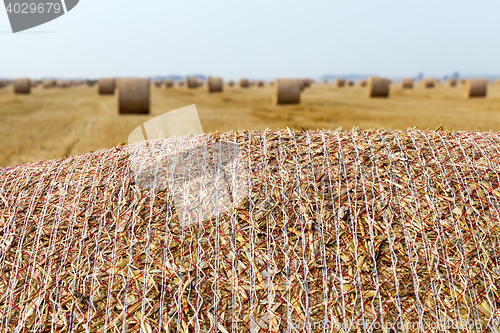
[{"left": 1, "top": 129, "right": 500, "bottom": 332}]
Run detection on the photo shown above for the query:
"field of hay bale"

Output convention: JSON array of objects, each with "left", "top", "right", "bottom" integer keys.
[{"left": 1, "top": 81, "right": 500, "bottom": 168}]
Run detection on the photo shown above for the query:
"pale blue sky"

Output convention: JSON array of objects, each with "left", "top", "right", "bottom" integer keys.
[{"left": 1, "top": 0, "right": 499, "bottom": 80}]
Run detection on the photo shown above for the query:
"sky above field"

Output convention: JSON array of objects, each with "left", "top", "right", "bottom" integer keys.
[{"left": 1, "top": 0, "right": 499, "bottom": 80}]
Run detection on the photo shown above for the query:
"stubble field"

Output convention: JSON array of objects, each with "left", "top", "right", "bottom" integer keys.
[{"left": 1, "top": 82, "right": 499, "bottom": 168}]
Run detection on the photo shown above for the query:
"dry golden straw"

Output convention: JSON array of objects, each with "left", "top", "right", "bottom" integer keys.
[
  {"left": 273, "top": 79, "right": 301, "bottom": 104},
  {"left": 118, "top": 78, "right": 150, "bottom": 114},
  {"left": 1, "top": 129, "right": 500, "bottom": 331},
  {"left": 464, "top": 78, "right": 487, "bottom": 98}
]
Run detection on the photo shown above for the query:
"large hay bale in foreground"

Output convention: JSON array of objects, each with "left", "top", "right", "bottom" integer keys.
[
  {"left": 207, "top": 77, "right": 223, "bottom": 92},
  {"left": 422, "top": 78, "right": 435, "bottom": 88},
  {"left": 1, "top": 129, "right": 500, "bottom": 331},
  {"left": 186, "top": 77, "right": 199, "bottom": 89},
  {"left": 465, "top": 78, "right": 487, "bottom": 98},
  {"left": 333, "top": 78, "right": 346, "bottom": 87},
  {"left": 118, "top": 78, "right": 150, "bottom": 114},
  {"left": 98, "top": 78, "right": 116, "bottom": 95},
  {"left": 367, "top": 76, "right": 390, "bottom": 97},
  {"left": 13, "top": 78, "right": 31, "bottom": 94},
  {"left": 239, "top": 78, "right": 249, "bottom": 88},
  {"left": 273, "top": 79, "right": 301, "bottom": 104},
  {"left": 402, "top": 78, "right": 413, "bottom": 89}
]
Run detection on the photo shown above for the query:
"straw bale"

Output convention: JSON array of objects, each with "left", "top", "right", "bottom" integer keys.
[
  {"left": 227, "top": 80, "right": 235, "bottom": 87},
  {"left": 43, "top": 80, "right": 56, "bottom": 89},
  {"left": 118, "top": 78, "right": 150, "bottom": 114},
  {"left": 422, "top": 78, "right": 435, "bottom": 88},
  {"left": 165, "top": 79, "right": 174, "bottom": 88},
  {"left": 13, "top": 78, "right": 31, "bottom": 94},
  {"left": 98, "top": 78, "right": 116, "bottom": 95},
  {"left": 367, "top": 76, "right": 390, "bottom": 98},
  {"left": 273, "top": 78, "right": 301, "bottom": 104},
  {"left": 255, "top": 80, "right": 264, "bottom": 87},
  {"left": 239, "top": 78, "right": 250, "bottom": 88},
  {"left": 207, "top": 77, "right": 223, "bottom": 93},
  {"left": 402, "top": 78, "right": 413, "bottom": 89},
  {"left": 186, "top": 77, "right": 199, "bottom": 89},
  {"left": 447, "top": 78, "right": 458, "bottom": 87},
  {"left": 178, "top": 80, "right": 185, "bottom": 87},
  {"left": 1, "top": 129, "right": 500, "bottom": 331},
  {"left": 465, "top": 78, "right": 487, "bottom": 98},
  {"left": 333, "top": 78, "right": 346, "bottom": 87},
  {"left": 153, "top": 80, "right": 163, "bottom": 88},
  {"left": 358, "top": 79, "right": 367, "bottom": 87}
]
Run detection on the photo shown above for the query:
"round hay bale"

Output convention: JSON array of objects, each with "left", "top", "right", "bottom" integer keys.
[
  {"left": 178, "top": 80, "right": 185, "bottom": 87},
  {"left": 153, "top": 80, "right": 164, "bottom": 88},
  {"left": 165, "top": 80, "right": 174, "bottom": 88},
  {"left": 367, "top": 76, "right": 390, "bottom": 98},
  {"left": 273, "top": 79, "right": 301, "bottom": 105},
  {"left": 42, "top": 80, "right": 56, "bottom": 89},
  {"left": 57, "top": 81, "right": 70, "bottom": 88},
  {"left": 186, "top": 77, "right": 199, "bottom": 89},
  {"left": 227, "top": 80, "right": 235, "bottom": 87},
  {"left": 86, "top": 80, "right": 97, "bottom": 87},
  {"left": 422, "top": 78, "right": 435, "bottom": 88},
  {"left": 402, "top": 78, "right": 414, "bottom": 89},
  {"left": 239, "top": 79, "right": 250, "bottom": 88},
  {"left": 207, "top": 77, "right": 223, "bottom": 93},
  {"left": 358, "top": 79, "right": 367, "bottom": 87},
  {"left": 346, "top": 80, "right": 354, "bottom": 87},
  {"left": 255, "top": 80, "right": 264, "bottom": 87},
  {"left": 2, "top": 129, "right": 500, "bottom": 331},
  {"left": 464, "top": 78, "right": 487, "bottom": 98},
  {"left": 447, "top": 78, "right": 458, "bottom": 87},
  {"left": 13, "top": 78, "right": 31, "bottom": 94},
  {"left": 98, "top": 78, "right": 116, "bottom": 95},
  {"left": 334, "top": 78, "right": 346, "bottom": 87},
  {"left": 118, "top": 78, "right": 150, "bottom": 114},
  {"left": 0, "top": 80, "right": 6, "bottom": 89}
]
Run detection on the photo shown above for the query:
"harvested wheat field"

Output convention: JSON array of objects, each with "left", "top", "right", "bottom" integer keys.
[
  {"left": 1, "top": 82, "right": 500, "bottom": 169},
  {"left": 1, "top": 128, "right": 500, "bottom": 331}
]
